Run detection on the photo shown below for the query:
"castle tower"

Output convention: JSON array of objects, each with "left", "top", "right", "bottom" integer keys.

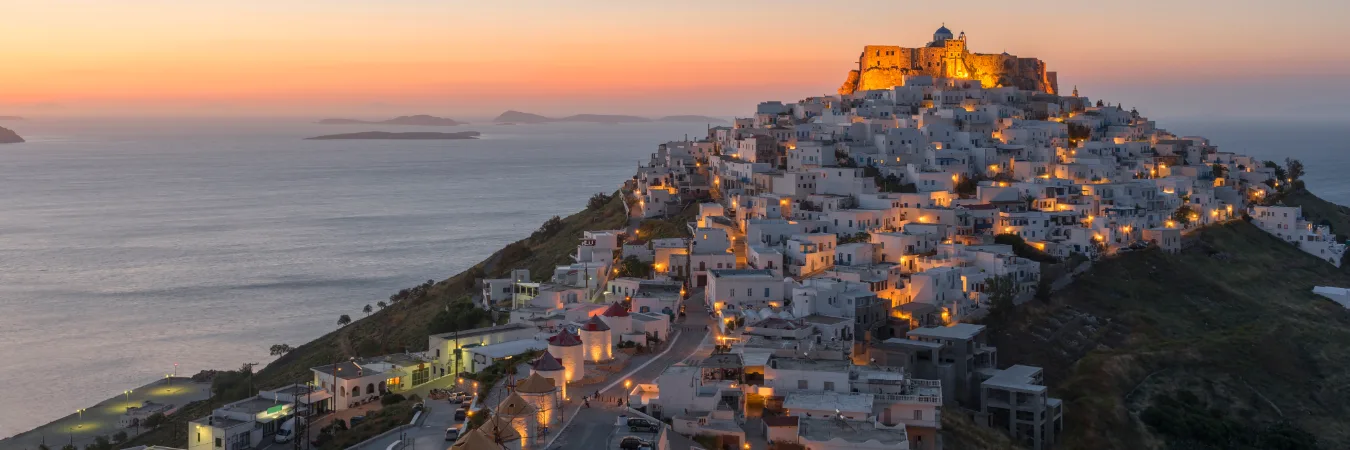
[
  {"left": 580, "top": 315, "right": 614, "bottom": 363},
  {"left": 600, "top": 302, "right": 633, "bottom": 337},
  {"left": 1073, "top": 85, "right": 1079, "bottom": 97},
  {"left": 530, "top": 351, "right": 568, "bottom": 400},
  {"left": 515, "top": 373, "right": 560, "bottom": 428},
  {"left": 546, "top": 329, "right": 585, "bottom": 383}
]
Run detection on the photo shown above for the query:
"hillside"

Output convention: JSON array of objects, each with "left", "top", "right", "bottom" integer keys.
[
  {"left": 0, "top": 126, "right": 24, "bottom": 144},
  {"left": 491, "top": 110, "right": 652, "bottom": 124},
  {"left": 121, "top": 192, "right": 629, "bottom": 448},
  {"left": 658, "top": 115, "right": 729, "bottom": 123},
  {"left": 985, "top": 198, "right": 1350, "bottom": 449},
  {"left": 317, "top": 115, "right": 462, "bottom": 126},
  {"left": 303, "top": 131, "right": 480, "bottom": 140}
]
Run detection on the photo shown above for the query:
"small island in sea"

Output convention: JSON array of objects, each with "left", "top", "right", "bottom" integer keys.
[
  {"left": 0, "top": 126, "right": 24, "bottom": 144},
  {"left": 491, "top": 110, "right": 653, "bottom": 124},
  {"left": 658, "top": 115, "right": 728, "bottom": 123},
  {"left": 304, "top": 131, "right": 480, "bottom": 140},
  {"left": 316, "top": 115, "right": 462, "bottom": 126}
]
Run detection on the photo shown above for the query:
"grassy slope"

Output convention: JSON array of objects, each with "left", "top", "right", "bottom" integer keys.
[
  {"left": 987, "top": 197, "right": 1350, "bottom": 449},
  {"left": 121, "top": 193, "right": 629, "bottom": 448}
]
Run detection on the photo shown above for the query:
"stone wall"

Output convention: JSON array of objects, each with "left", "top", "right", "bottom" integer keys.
[{"left": 839, "top": 41, "right": 1056, "bottom": 95}]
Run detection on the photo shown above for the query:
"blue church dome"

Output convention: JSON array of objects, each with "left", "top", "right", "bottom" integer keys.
[{"left": 936, "top": 26, "right": 951, "bottom": 34}]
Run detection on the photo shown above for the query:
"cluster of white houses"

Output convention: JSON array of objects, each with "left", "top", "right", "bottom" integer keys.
[
  {"left": 184, "top": 26, "right": 1343, "bottom": 450},
  {"left": 615, "top": 27, "right": 1341, "bottom": 450}
]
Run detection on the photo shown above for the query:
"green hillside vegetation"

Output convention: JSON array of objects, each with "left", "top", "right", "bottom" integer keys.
[
  {"left": 985, "top": 205, "right": 1350, "bottom": 449},
  {"left": 122, "top": 192, "right": 629, "bottom": 448}
]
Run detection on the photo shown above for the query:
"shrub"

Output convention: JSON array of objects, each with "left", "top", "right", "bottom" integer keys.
[{"left": 381, "top": 393, "right": 407, "bottom": 406}]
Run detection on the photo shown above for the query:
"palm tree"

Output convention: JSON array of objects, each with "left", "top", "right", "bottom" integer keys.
[
  {"left": 376, "top": 301, "right": 387, "bottom": 310},
  {"left": 337, "top": 314, "right": 352, "bottom": 327},
  {"left": 362, "top": 304, "right": 373, "bottom": 316}
]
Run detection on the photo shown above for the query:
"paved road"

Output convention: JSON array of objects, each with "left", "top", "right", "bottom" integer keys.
[
  {"left": 351, "top": 400, "right": 459, "bottom": 450},
  {"left": 547, "top": 294, "right": 712, "bottom": 450}
]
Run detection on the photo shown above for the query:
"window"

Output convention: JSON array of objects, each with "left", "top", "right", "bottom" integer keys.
[
  {"left": 215, "top": 438, "right": 223, "bottom": 448},
  {"left": 914, "top": 410, "right": 924, "bottom": 420},
  {"left": 824, "top": 381, "right": 835, "bottom": 391},
  {"left": 798, "top": 380, "right": 808, "bottom": 389},
  {"left": 764, "top": 288, "right": 771, "bottom": 297}
]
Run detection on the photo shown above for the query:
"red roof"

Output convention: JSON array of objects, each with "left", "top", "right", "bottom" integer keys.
[
  {"left": 602, "top": 302, "right": 630, "bottom": 317},
  {"left": 531, "top": 352, "right": 564, "bottom": 371},
  {"left": 581, "top": 315, "right": 611, "bottom": 332},
  {"left": 547, "top": 329, "right": 582, "bottom": 346}
]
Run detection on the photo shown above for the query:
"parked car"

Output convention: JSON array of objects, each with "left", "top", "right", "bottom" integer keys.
[
  {"left": 349, "top": 415, "right": 366, "bottom": 427},
  {"left": 413, "top": 402, "right": 425, "bottom": 412},
  {"left": 619, "top": 437, "right": 652, "bottom": 450},
  {"left": 454, "top": 409, "right": 467, "bottom": 421},
  {"left": 627, "top": 418, "right": 659, "bottom": 432},
  {"left": 445, "top": 427, "right": 461, "bottom": 441}
]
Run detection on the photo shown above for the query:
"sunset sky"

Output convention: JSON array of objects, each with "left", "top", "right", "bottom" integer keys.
[{"left": 4, "top": 0, "right": 1349, "bottom": 119}]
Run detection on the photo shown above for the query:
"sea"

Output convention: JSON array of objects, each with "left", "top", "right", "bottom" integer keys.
[
  {"left": 0, "top": 116, "right": 1346, "bottom": 437},
  {"left": 0, "top": 117, "right": 709, "bottom": 438}
]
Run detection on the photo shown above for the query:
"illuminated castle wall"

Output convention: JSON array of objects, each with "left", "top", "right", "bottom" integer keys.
[{"left": 838, "top": 26, "right": 1057, "bottom": 96}]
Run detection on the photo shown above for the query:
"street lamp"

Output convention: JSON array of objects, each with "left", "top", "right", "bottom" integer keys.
[
  {"left": 624, "top": 380, "right": 632, "bottom": 406},
  {"left": 125, "top": 390, "right": 133, "bottom": 406},
  {"left": 77, "top": 408, "right": 86, "bottom": 420}
]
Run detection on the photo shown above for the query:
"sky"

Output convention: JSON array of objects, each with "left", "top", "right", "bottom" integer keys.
[{"left": 3, "top": 0, "right": 1349, "bottom": 119}]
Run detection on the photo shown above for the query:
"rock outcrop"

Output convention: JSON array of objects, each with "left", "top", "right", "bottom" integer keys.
[
  {"left": 837, "top": 35, "right": 1056, "bottom": 95},
  {"left": 0, "top": 126, "right": 24, "bottom": 144}
]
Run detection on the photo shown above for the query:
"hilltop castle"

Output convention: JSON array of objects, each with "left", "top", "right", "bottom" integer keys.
[{"left": 838, "top": 25, "right": 1058, "bottom": 95}]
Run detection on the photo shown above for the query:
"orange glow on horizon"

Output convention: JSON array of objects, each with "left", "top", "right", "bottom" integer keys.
[{"left": 2, "top": 3, "right": 1347, "bottom": 116}]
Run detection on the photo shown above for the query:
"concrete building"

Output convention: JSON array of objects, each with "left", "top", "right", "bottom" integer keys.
[
  {"left": 980, "top": 365, "right": 1063, "bottom": 450},
  {"left": 428, "top": 323, "right": 537, "bottom": 378}
]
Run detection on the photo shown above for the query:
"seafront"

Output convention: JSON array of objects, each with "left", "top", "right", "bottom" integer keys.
[{"left": 1, "top": 378, "right": 209, "bottom": 450}]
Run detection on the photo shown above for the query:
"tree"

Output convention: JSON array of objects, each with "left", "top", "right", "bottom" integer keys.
[
  {"left": 1284, "top": 158, "right": 1304, "bottom": 182},
  {"left": 588, "top": 192, "right": 611, "bottom": 210},
  {"left": 616, "top": 255, "right": 654, "bottom": 279},
  {"left": 362, "top": 304, "right": 373, "bottom": 316},
  {"left": 1173, "top": 205, "right": 1195, "bottom": 225},
  {"left": 337, "top": 314, "right": 352, "bottom": 327},
  {"left": 377, "top": 301, "right": 387, "bottom": 310},
  {"left": 143, "top": 412, "right": 166, "bottom": 429},
  {"left": 112, "top": 431, "right": 128, "bottom": 444},
  {"left": 269, "top": 343, "right": 292, "bottom": 356},
  {"left": 92, "top": 435, "right": 112, "bottom": 450},
  {"left": 61, "top": 445, "right": 76, "bottom": 450},
  {"left": 532, "top": 216, "right": 565, "bottom": 240},
  {"left": 1211, "top": 163, "right": 1227, "bottom": 179},
  {"left": 839, "top": 232, "right": 871, "bottom": 244},
  {"left": 985, "top": 274, "right": 1018, "bottom": 322},
  {"left": 1264, "top": 160, "right": 1287, "bottom": 181}
]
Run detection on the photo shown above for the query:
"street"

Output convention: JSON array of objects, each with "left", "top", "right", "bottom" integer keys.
[{"left": 546, "top": 293, "right": 712, "bottom": 450}]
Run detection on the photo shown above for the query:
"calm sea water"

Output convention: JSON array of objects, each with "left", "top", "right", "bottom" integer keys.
[
  {"left": 0, "top": 118, "right": 708, "bottom": 437},
  {"left": 0, "top": 117, "right": 1345, "bottom": 437}
]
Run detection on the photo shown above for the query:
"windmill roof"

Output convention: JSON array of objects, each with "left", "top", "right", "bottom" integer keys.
[
  {"left": 515, "top": 373, "right": 557, "bottom": 394},
  {"left": 531, "top": 352, "right": 565, "bottom": 372},
  {"left": 498, "top": 392, "right": 535, "bottom": 416},
  {"left": 581, "top": 315, "right": 611, "bottom": 332},
  {"left": 602, "top": 302, "right": 630, "bottom": 317},
  {"left": 547, "top": 329, "right": 582, "bottom": 346}
]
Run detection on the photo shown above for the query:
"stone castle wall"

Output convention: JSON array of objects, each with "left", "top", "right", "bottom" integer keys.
[{"left": 840, "top": 41, "right": 1056, "bottom": 95}]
